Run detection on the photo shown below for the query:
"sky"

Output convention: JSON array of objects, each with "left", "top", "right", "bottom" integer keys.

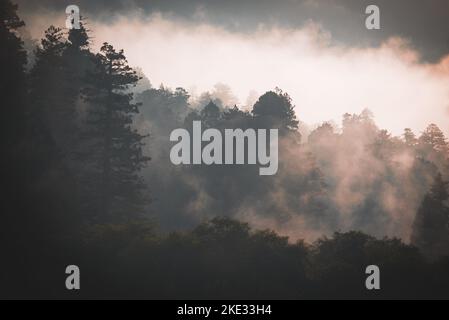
[{"left": 16, "top": 0, "right": 449, "bottom": 136}]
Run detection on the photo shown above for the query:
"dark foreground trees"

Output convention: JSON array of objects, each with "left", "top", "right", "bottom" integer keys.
[
  {"left": 0, "top": 0, "right": 26, "bottom": 148},
  {"left": 2, "top": 0, "right": 449, "bottom": 300},
  {"left": 52, "top": 217, "right": 449, "bottom": 299},
  {"left": 1, "top": 1, "right": 82, "bottom": 298},
  {"left": 1, "top": 0, "right": 150, "bottom": 298}
]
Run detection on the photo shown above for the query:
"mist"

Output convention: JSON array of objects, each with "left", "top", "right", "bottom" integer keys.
[
  {"left": 4, "top": 0, "right": 449, "bottom": 299},
  {"left": 20, "top": 11, "right": 449, "bottom": 136},
  {"left": 15, "top": 2, "right": 449, "bottom": 243}
]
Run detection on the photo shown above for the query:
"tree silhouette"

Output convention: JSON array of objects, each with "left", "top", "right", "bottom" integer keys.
[
  {"left": 420, "top": 124, "right": 448, "bottom": 154},
  {"left": 82, "top": 43, "right": 150, "bottom": 221},
  {"left": 0, "top": 0, "right": 26, "bottom": 148},
  {"left": 3, "top": 1, "right": 449, "bottom": 299},
  {"left": 200, "top": 100, "right": 221, "bottom": 128},
  {"left": 29, "top": 26, "right": 80, "bottom": 152},
  {"left": 412, "top": 173, "right": 449, "bottom": 258},
  {"left": 404, "top": 128, "right": 418, "bottom": 147},
  {"left": 252, "top": 88, "right": 299, "bottom": 137}
]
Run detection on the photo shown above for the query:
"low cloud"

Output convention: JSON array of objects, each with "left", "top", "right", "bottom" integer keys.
[
  {"left": 83, "top": 15, "right": 449, "bottom": 136},
  {"left": 18, "top": 7, "right": 449, "bottom": 243}
]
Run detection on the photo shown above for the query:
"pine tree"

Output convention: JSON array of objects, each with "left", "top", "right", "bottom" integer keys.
[
  {"left": 200, "top": 100, "right": 221, "bottom": 128},
  {"left": 417, "top": 124, "right": 448, "bottom": 175},
  {"left": 83, "top": 43, "right": 150, "bottom": 221},
  {"left": 1, "top": 0, "right": 28, "bottom": 244},
  {"left": 1, "top": 2, "right": 81, "bottom": 294},
  {"left": 403, "top": 128, "right": 418, "bottom": 147},
  {"left": 0, "top": 0, "right": 27, "bottom": 147},
  {"left": 26, "top": 24, "right": 86, "bottom": 228},
  {"left": 30, "top": 22, "right": 96, "bottom": 167},
  {"left": 411, "top": 173, "right": 449, "bottom": 258},
  {"left": 29, "top": 26, "right": 77, "bottom": 149},
  {"left": 419, "top": 124, "right": 448, "bottom": 154},
  {"left": 62, "top": 20, "right": 96, "bottom": 155},
  {"left": 64, "top": 18, "right": 93, "bottom": 83}
]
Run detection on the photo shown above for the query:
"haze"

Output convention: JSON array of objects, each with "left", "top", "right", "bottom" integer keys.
[{"left": 21, "top": 10, "right": 449, "bottom": 137}]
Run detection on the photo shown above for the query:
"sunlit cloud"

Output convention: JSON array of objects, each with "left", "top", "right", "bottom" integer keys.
[
  {"left": 81, "top": 14, "right": 449, "bottom": 136},
  {"left": 22, "top": 11, "right": 449, "bottom": 136}
]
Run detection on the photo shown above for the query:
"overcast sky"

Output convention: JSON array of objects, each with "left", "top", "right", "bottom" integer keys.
[{"left": 16, "top": 0, "right": 449, "bottom": 135}]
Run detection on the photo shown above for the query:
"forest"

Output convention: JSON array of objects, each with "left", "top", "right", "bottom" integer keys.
[{"left": 1, "top": 0, "right": 449, "bottom": 299}]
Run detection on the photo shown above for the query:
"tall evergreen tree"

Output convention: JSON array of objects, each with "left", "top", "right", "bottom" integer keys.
[
  {"left": 0, "top": 0, "right": 26, "bottom": 148},
  {"left": 411, "top": 173, "right": 449, "bottom": 258},
  {"left": 29, "top": 26, "right": 77, "bottom": 151},
  {"left": 1, "top": 1, "right": 28, "bottom": 286},
  {"left": 417, "top": 124, "right": 448, "bottom": 175},
  {"left": 62, "top": 21, "right": 96, "bottom": 161},
  {"left": 64, "top": 18, "right": 93, "bottom": 83},
  {"left": 403, "top": 128, "right": 418, "bottom": 147},
  {"left": 30, "top": 21, "right": 93, "bottom": 148},
  {"left": 419, "top": 124, "right": 448, "bottom": 154},
  {"left": 1, "top": 2, "right": 81, "bottom": 297},
  {"left": 83, "top": 43, "right": 150, "bottom": 221},
  {"left": 200, "top": 100, "right": 221, "bottom": 128}
]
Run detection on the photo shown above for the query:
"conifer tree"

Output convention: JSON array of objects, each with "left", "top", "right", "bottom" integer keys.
[
  {"left": 0, "top": 0, "right": 27, "bottom": 148},
  {"left": 30, "top": 22, "right": 93, "bottom": 171},
  {"left": 83, "top": 43, "right": 150, "bottom": 221},
  {"left": 420, "top": 124, "right": 448, "bottom": 154},
  {"left": 403, "top": 128, "right": 418, "bottom": 147},
  {"left": 29, "top": 26, "right": 75, "bottom": 149},
  {"left": 411, "top": 173, "right": 449, "bottom": 258},
  {"left": 64, "top": 18, "right": 93, "bottom": 83}
]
